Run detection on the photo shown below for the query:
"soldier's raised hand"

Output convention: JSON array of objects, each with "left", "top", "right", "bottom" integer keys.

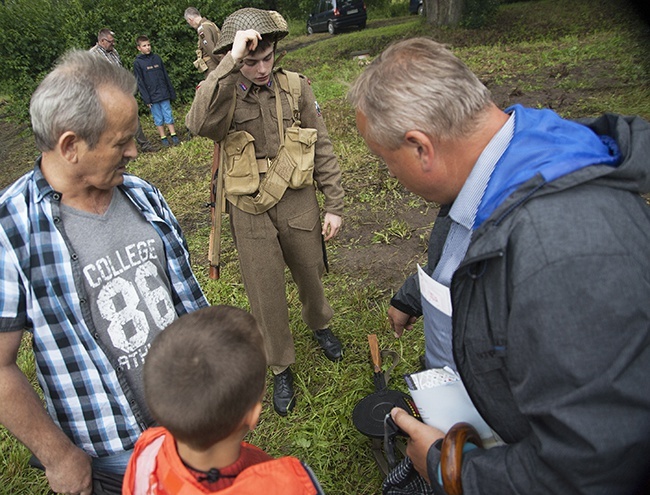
[{"left": 231, "top": 30, "right": 262, "bottom": 62}]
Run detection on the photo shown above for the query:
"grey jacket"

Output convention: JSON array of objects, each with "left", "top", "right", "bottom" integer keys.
[{"left": 395, "top": 114, "right": 650, "bottom": 494}]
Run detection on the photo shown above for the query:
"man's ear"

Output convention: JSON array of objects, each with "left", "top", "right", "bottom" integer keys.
[
  {"left": 58, "top": 131, "right": 81, "bottom": 163},
  {"left": 404, "top": 130, "right": 435, "bottom": 171}
]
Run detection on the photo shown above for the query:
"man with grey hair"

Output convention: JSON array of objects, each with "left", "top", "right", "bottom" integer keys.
[
  {"left": 0, "top": 50, "right": 207, "bottom": 494},
  {"left": 89, "top": 28, "right": 123, "bottom": 66},
  {"left": 90, "top": 27, "right": 156, "bottom": 153},
  {"left": 349, "top": 37, "right": 650, "bottom": 494},
  {"left": 184, "top": 7, "right": 221, "bottom": 75}
]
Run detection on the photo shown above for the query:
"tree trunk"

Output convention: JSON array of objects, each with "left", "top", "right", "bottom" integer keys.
[{"left": 425, "top": 0, "right": 465, "bottom": 26}]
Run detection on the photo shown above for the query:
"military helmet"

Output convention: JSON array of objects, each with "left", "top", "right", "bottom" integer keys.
[{"left": 214, "top": 8, "right": 289, "bottom": 54}]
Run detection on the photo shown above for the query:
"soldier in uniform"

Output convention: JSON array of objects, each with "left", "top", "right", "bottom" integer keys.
[
  {"left": 186, "top": 8, "right": 344, "bottom": 416},
  {"left": 184, "top": 7, "right": 222, "bottom": 76}
]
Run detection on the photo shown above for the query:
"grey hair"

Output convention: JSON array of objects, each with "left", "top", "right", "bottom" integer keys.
[
  {"left": 30, "top": 49, "right": 137, "bottom": 151},
  {"left": 184, "top": 7, "right": 201, "bottom": 20},
  {"left": 97, "top": 28, "right": 114, "bottom": 41},
  {"left": 348, "top": 37, "right": 492, "bottom": 149}
]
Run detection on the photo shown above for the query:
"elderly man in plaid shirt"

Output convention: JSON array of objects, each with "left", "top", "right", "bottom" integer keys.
[{"left": 0, "top": 50, "right": 208, "bottom": 495}]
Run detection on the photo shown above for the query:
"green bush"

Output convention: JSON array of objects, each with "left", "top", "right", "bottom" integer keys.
[
  {"left": 0, "top": 0, "right": 272, "bottom": 119},
  {"left": 0, "top": 0, "right": 415, "bottom": 120}
]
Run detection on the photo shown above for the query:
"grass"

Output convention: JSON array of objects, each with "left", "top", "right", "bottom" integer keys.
[{"left": 1, "top": 0, "right": 649, "bottom": 493}]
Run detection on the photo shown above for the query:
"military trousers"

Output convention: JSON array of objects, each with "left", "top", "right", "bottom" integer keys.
[{"left": 230, "top": 186, "right": 333, "bottom": 369}]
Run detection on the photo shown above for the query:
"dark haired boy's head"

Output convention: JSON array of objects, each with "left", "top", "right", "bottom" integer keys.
[
  {"left": 144, "top": 305, "right": 267, "bottom": 450},
  {"left": 251, "top": 37, "right": 274, "bottom": 56},
  {"left": 135, "top": 35, "right": 149, "bottom": 47}
]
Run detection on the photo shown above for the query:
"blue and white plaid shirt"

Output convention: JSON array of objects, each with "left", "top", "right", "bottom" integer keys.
[{"left": 0, "top": 159, "right": 208, "bottom": 457}]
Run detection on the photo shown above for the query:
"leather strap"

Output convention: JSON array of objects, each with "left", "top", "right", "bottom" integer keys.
[{"left": 256, "top": 158, "right": 270, "bottom": 173}]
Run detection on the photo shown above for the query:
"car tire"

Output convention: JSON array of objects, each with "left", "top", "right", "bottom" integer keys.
[
  {"left": 418, "top": 4, "right": 424, "bottom": 15},
  {"left": 307, "top": 25, "right": 314, "bottom": 35},
  {"left": 359, "top": 21, "right": 366, "bottom": 30},
  {"left": 327, "top": 21, "right": 336, "bottom": 35}
]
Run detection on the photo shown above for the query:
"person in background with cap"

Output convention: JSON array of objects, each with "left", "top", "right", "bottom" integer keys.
[{"left": 186, "top": 8, "right": 345, "bottom": 417}]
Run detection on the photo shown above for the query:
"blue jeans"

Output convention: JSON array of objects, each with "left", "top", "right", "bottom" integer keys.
[{"left": 91, "top": 448, "right": 132, "bottom": 474}]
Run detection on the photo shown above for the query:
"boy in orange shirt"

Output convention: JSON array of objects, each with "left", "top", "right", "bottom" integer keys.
[{"left": 123, "top": 305, "right": 323, "bottom": 494}]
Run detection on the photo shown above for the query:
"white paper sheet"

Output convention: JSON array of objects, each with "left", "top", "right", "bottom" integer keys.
[
  {"left": 417, "top": 264, "right": 452, "bottom": 317},
  {"left": 406, "top": 367, "right": 501, "bottom": 445}
]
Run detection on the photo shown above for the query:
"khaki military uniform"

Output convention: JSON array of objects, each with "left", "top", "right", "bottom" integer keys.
[
  {"left": 186, "top": 53, "right": 344, "bottom": 369},
  {"left": 196, "top": 18, "right": 222, "bottom": 74}
]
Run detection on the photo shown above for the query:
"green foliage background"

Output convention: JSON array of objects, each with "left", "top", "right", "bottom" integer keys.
[
  {"left": 0, "top": 0, "right": 512, "bottom": 119},
  {"left": 0, "top": 0, "right": 341, "bottom": 117},
  {"left": 0, "top": 0, "right": 244, "bottom": 116}
]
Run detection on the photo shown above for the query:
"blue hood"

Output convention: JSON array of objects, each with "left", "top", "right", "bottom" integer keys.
[{"left": 475, "top": 104, "right": 621, "bottom": 228}]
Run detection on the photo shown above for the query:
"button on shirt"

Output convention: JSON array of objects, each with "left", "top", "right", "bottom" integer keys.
[
  {"left": 0, "top": 160, "right": 208, "bottom": 457},
  {"left": 424, "top": 112, "right": 515, "bottom": 370}
]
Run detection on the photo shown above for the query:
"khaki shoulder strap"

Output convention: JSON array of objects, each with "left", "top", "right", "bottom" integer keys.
[{"left": 275, "top": 69, "right": 302, "bottom": 121}]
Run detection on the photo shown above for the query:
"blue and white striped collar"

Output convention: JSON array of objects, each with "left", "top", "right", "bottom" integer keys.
[{"left": 449, "top": 111, "right": 516, "bottom": 231}]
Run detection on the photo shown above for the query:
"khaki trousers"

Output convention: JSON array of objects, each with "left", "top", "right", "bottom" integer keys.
[{"left": 230, "top": 186, "right": 333, "bottom": 369}]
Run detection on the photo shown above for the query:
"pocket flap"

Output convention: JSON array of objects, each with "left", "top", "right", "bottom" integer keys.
[
  {"left": 287, "top": 206, "right": 319, "bottom": 231},
  {"left": 224, "top": 131, "right": 255, "bottom": 155},
  {"left": 234, "top": 106, "right": 260, "bottom": 124},
  {"left": 286, "top": 126, "right": 317, "bottom": 146}
]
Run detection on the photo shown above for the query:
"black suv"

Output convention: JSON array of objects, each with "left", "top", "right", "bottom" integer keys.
[
  {"left": 409, "top": 0, "right": 424, "bottom": 15},
  {"left": 307, "top": 0, "right": 367, "bottom": 35}
]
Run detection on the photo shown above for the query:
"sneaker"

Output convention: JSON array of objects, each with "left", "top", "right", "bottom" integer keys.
[
  {"left": 161, "top": 137, "right": 170, "bottom": 147},
  {"left": 171, "top": 134, "right": 180, "bottom": 145},
  {"left": 273, "top": 367, "right": 296, "bottom": 416},
  {"left": 313, "top": 328, "right": 343, "bottom": 362}
]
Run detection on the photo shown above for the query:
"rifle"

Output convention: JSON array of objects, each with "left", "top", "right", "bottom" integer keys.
[{"left": 208, "top": 142, "right": 223, "bottom": 279}]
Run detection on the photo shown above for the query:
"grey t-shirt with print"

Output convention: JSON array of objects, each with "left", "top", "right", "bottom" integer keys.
[{"left": 60, "top": 189, "right": 177, "bottom": 424}]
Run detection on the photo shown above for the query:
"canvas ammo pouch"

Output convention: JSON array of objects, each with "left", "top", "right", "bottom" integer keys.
[
  {"left": 221, "top": 71, "right": 317, "bottom": 214},
  {"left": 284, "top": 125, "right": 317, "bottom": 189},
  {"left": 193, "top": 49, "right": 208, "bottom": 72},
  {"left": 279, "top": 70, "right": 317, "bottom": 189},
  {"left": 222, "top": 130, "right": 260, "bottom": 195}
]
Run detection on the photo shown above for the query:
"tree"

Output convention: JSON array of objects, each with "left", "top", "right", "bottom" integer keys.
[
  {"left": 423, "top": 0, "right": 501, "bottom": 28},
  {"left": 424, "top": 0, "right": 465, "bottom": 26}
]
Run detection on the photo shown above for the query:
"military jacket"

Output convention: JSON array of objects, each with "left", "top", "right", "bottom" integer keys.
[
  {"left": 185, "top": 53, "right": 344, "bottom": 216},
  {"left": 197, "top": 18, "right": 221, "bottom": 72}
]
